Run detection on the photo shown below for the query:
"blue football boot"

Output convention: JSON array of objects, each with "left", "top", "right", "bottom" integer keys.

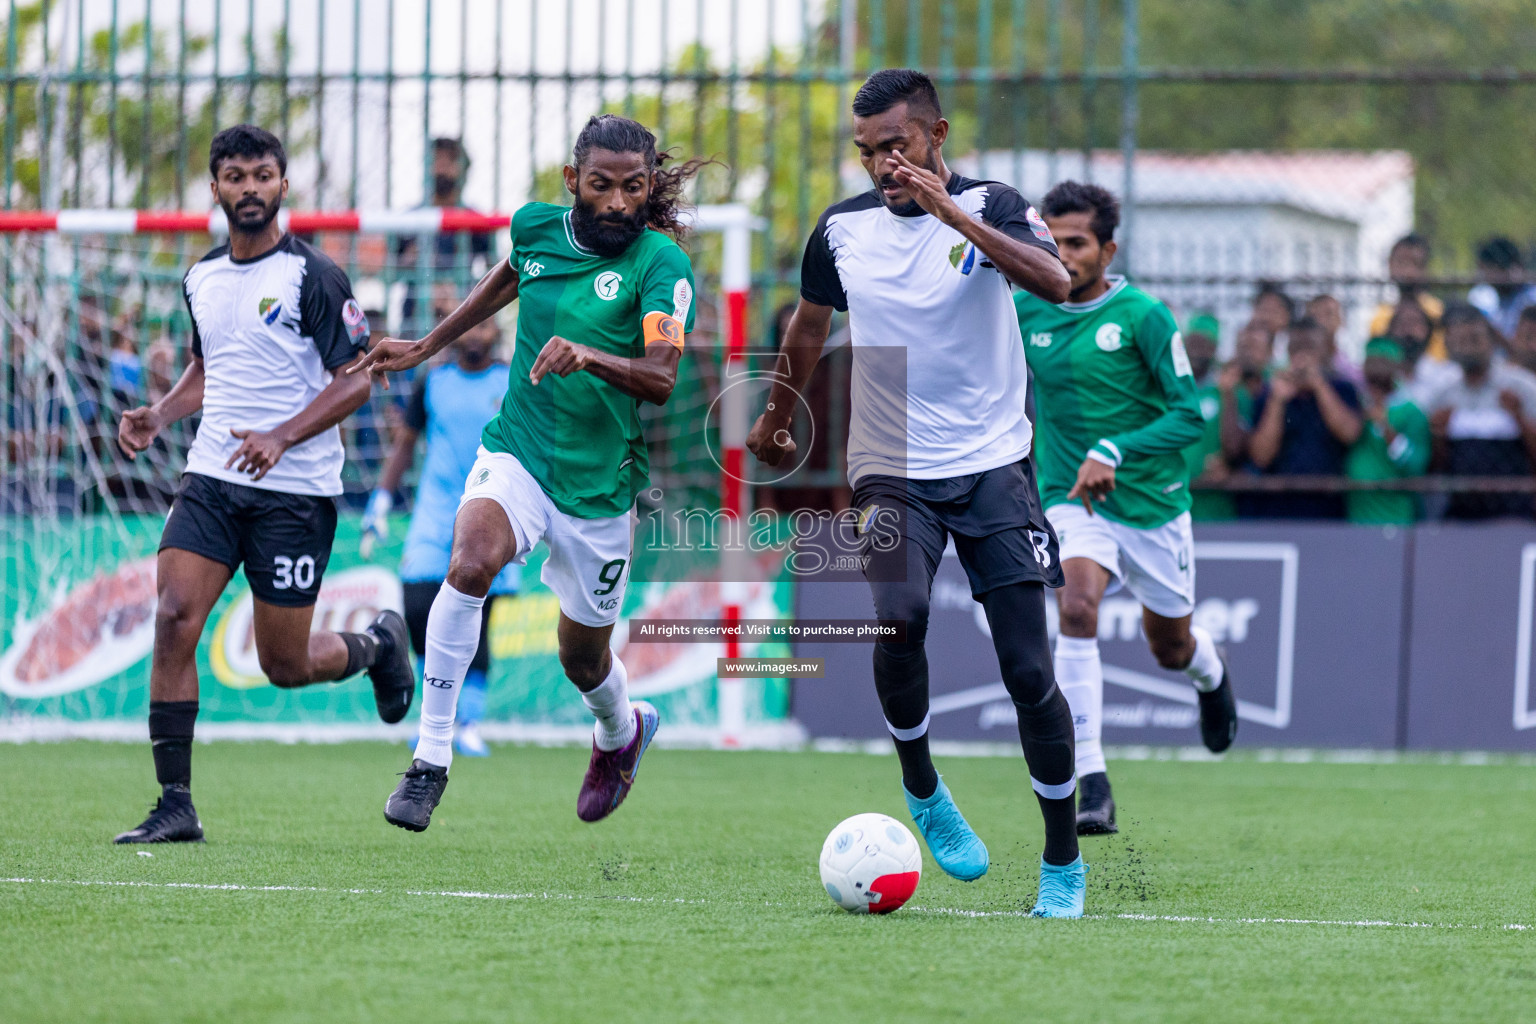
[
  {"left": 1030, "top": 856, "right": 1089, "bottom": 918},
  {"left": 903, "top": 776, "right": 989, "bottom": 881}
]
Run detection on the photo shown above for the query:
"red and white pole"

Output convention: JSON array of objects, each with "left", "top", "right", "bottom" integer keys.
[
  {"left": 680, "top": 204, "right": 757, "bottom": 746},
  {"left": 0, "top": 209, "right": 513, "bottom": 234},
  {"left": 4, "top": 203, "right": 760, "bottom": 743}
]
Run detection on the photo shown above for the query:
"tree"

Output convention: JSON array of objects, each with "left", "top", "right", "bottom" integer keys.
[{"left": 1, "top": 2, "right": 310, "bottom": 209}]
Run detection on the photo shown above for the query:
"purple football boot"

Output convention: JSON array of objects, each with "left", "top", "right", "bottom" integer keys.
[{"left": 576, "top": 701, "right": 660, "bottom": 823}]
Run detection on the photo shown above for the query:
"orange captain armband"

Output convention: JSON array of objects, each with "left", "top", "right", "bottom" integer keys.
[{"left": 643, "top": 311, "right": 685, "bottom": 350}]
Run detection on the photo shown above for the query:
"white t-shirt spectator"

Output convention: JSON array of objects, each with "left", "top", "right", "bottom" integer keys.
[
  {"left": 1469, "top": 282, "right": 1536, "bottom": 340},
  {"left": 1427, "top": 362, "right": 1536, "bottom": 518}
]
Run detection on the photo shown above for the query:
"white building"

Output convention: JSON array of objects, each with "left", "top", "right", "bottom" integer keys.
[{"left": 942, "top": 149, "right": 1417, "bottom": 358}]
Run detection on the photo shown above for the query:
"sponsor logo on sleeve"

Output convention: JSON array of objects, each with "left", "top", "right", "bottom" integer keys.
[
  {"left": 672, "top": 278, "right": 693, "bottom": 321},
  {"left": 342, "top": 297, "right": 369, "bottom": 343},
  {"left": 1170, "top": 330, "right": 1193, "bottom": 376},
  {"left": 1026, "top": 205, "right": 1055, "bottom": 243}
]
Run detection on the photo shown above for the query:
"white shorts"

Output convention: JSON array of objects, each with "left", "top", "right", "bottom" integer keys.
[
  {"left": 1045, "top": 503, "right": 1196, "bottom": 619},
  {"left": 460, "top": 447, "right": 634, "bottom": 627}
]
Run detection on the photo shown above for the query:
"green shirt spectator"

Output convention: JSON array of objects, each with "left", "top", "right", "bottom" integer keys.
[
  {"left": 1347, "top": 338, "right": 1432, "bottom": 524},
  {"left": 1179, "top": 314, "right": 1237, "bottom": 521}
]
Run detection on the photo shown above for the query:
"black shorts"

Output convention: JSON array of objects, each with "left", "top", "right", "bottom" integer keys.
[
  {"left": 853, "top": 457, "right": 1064, "bottom": 600},
  {"left": 159, "top": 472, "right": 338, "bottom": 607},
  {"left": 402, "top": 579, "right": 494, "bottom": 672}
]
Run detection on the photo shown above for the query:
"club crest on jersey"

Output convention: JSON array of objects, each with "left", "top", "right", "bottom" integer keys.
[
  {"left": 594, "top": 271, "right": 623, "bottom": 300},
  {"left": 947, "top": 242, "right": 977, "bottom": 275},
  {"left": 1095, "top": 323, "right": 1124, "bottom": 352},
  {"left": 856, "top": 504, "right": 879, "bottom": 535},
  {"left": 258, "top": 297, "right": 282, "bottom": 325}
]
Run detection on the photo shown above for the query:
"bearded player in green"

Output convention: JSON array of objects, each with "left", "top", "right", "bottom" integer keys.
[
  {"left": 353, "top": 115, "right": 700, "bottom": 831},
  {"left": 1015, "top": 182, "right": 1239, "bottom": 835}
]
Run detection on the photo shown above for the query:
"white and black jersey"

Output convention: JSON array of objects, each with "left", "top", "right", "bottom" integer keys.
[
  {"left": 181, "top": 234, "right": 370, "bottom": 496},
  {"left": 800, "top": 174, "right": 1060, "bottom": 485}
]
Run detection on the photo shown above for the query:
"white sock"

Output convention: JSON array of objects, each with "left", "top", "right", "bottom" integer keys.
[
  {"left": 1184, "top": 625, "right": 1224, "bottom": 693},
  {"left": 581, "top": 656, "right": 636, "bottom": 751},
  {"left": 1054, "top": 634, "right": 1106, "bottom": 777},
  {"left": 414, "top": 583, "right": 486, "bottom": 769}
]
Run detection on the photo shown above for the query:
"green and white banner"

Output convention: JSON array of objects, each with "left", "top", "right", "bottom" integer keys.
[{"left": 1, "top": 515, "right": 794, "bottom": 739}]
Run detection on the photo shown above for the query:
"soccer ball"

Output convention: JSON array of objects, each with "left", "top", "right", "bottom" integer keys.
[{"left": 818, "top": 813, "right": 922, "bottom": 914}]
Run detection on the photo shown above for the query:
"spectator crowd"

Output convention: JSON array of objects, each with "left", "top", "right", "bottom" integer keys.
[
  {"left": 1182, "top": 233, "right": 1536, "bottom": 522},
  {"left": 8, "top": 205, "right": 1536, "bottom": 526}
]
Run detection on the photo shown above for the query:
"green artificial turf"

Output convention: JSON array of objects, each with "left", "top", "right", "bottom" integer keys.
[{"left": 1, "top": 741, "right": 1532, "bottom": 1023}]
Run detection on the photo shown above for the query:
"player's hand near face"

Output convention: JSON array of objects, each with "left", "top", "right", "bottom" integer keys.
[
  {"left": 1498, "top": 388, "right": 1525, "bottom": 419},
  {"left": 226, "top": 427, "right": 291, "bottom": 481},
  {"left": 117, "top": 406, "right": 162, "bottom": 459},
  {"left": 746, "top": 412, "right": 798, "bottom": 468},
  {"left": 1067, "top": 456, "right": 1116, "bottom": 515},
  {"left": 350, "top": 337, "right": 428, "bottom": 390},
  {"left": 1217, "top": 363, "right": 1243, "bottom": 395},
  {"left": 529, "top": 336, "right": 595, "bottom": 385},
  {"left": 886, "top": 151, "right": 964, "bottom": 227},
  {"left": 1268, "top": 370, "right": 1300, "bottom": 404}
]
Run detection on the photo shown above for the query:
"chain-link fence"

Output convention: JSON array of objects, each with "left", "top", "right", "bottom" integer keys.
[{"left": 3, "top": 0, "right": 1535, "bottom": 518}]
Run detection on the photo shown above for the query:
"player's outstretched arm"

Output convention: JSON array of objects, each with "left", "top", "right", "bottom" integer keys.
[
  {"left": 117, "top": 356, "right": 205, "bottom": 459},
  {"left": 746, "top": 299, "right": 835, "bottom": 468},
  {"left": 886, "top": 151, "right": 1070, "bottom": 304},
  {"left": 351, "top": 256, "right": 521, "bottom": 386},
  {"left": 225, "top": 350, "right": 373, "bottom": 481},
  {"left": 529, "top": 333, "right": 682, "bottom": 405}
]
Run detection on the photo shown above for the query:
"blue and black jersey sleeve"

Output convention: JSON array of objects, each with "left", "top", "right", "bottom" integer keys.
[
  {"left": 299, "top": 255, "right": 370, "bottom": 370},
  {"left": 800, "top": 209, "right": 848, "bottom": 312},
  {"left": 977, "top": 183, "right": 1060, "bottom": 258}
]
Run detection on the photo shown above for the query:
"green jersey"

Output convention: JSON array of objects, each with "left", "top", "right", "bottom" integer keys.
[
  {"left": 1182, "top": 379, "right": 1255, "bottom": 522},
  {"left": 1015, "top": 277, "right": 1204, "bottom": 529},
  {"left": 1345, "top": 391, "right": 1431, "bottom": 525},
  {"left": 482, "top": 203, "right": 697, "bottom": 519},
  {"left": 1183, "top": 381, "right": 1236, "bottom": 522}
]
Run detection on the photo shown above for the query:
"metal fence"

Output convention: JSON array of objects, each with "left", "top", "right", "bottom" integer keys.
[{"left": 3, "top": 0, "right": 1535, "bottom": 509}]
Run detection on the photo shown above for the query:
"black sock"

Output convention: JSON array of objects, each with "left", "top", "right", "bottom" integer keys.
[
  {"left": 1017, "top": 687, "right": 1080, "bottom": 867},
  {"left": 873, "top": 642, "right": 938, "bottom": 799},
  {"left": 339, "top": 631, "right": 381, "bottom": 677},
  {"left": 149, "top": 700, "right": 199, "bottom": 797},
  {"left": 893, "top": 735, "right": 939, "bottom": 800}
]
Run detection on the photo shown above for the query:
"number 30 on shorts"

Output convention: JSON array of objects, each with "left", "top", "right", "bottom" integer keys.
[
  {"left": 593, "top": 558, "right": 627, "bottom": 596},
  {"left": 273, "top": 554, "right": 316, "bottom": 590}
]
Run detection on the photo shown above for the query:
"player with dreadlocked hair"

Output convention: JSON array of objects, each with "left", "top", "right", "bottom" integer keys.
[{"left": 355, "top": 114, "right": 702, "bottom": 832}]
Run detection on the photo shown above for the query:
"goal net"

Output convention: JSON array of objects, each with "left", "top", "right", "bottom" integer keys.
[{"left": 0, "top": 219, "right": 796, "bottom": 744}]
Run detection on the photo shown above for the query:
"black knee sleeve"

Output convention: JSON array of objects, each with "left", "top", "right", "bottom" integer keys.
[
  {"left": 979, "top": 581, "right": 1056, "bottom": 708},
  {"left": 1016, "top": 686, "right": 1076, "bottom": 790},
  {"left": 402, "top": 581, "right": 438, "bottom": 656},
  {"left": 872, "top": 641, "right": 930, "bottom": 731},
  {"left": 869, "top": 575, "right": 933, "bottom": 731}
]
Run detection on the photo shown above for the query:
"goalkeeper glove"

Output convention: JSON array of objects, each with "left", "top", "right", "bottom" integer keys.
[{"left": 360, "top": 489, "right": 393, "bottom": 558}]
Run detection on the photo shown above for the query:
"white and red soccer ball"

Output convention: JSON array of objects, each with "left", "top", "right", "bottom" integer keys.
[{"left": 819, "top": 813, "right": 922, "bottom": 914}]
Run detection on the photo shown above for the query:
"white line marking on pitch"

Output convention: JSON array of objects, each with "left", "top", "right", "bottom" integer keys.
[
  {"left": 1, "top": 878, "right": 1527, "bottom": 932},
  {"left": 908, "top": 905, "right": 1531, "bottom": 930}
]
